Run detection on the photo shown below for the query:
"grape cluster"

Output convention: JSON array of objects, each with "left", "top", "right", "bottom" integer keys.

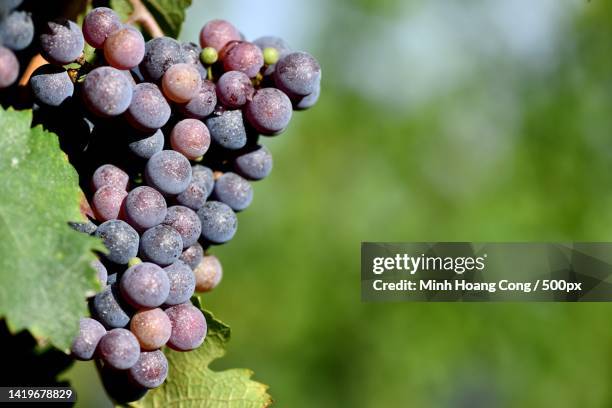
[
  {"left": 24, "top": 7, "right": 322, "bottom": 401},
  {"left": 0, "top": 0, "right": 33, "bottom": 88}
]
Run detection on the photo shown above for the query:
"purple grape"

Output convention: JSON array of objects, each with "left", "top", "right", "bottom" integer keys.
[
  {"left": 0, "top": 10, "right": 33, "bottom": 50},
  {"left": 245, "top": 88, "right": 292, "bottom": 135},
  {"left": 124, "top": 186, "right": 167, "bottom": 231},
  {"left": 92, "top": 164, "right": 129, "bottom": 192},
  {"left": 98, "top": 328, "right": 140, "bottom": 370},
  {"left": 206, "top": 109, "right": 247, "bottom": 150},
  {"left": 92, "top": 284, "right": 131, "bottom": 329},
  {"left": 197, "top": 201, "right": 237, "bottom": 244},
  {"left": 293, "top": 82, "right": 320, "bottom": 110},
  {"left": 0, "top": 45, "right": 18, "bottom": 88},
  {"left": 176, "top": 182, "right": 207, "bottom": 211},
  {"left": 165, "top": 303, "right": 207, "bottom": 351},
  {"left": 95, "top": 220, "right": 139, "bottom": 264},
  {"left": 128, "top": 129, "right": 165, "bottom": 159},
  {"left": 145, "top": 150, "right": 192, "bottom": 195},
  {"left": 170, "top": 119, "right": 211, "bottom": 160},
  {"left": 213, "top": 172, "right": 253, "bottom": 212},
  {"left": 181, "top": 41, "right": 201, "bottom": 65},
  {"left": 192, "top": 165, "right": 214, "bottom": 198},
  {"left": 199, "top": 19, "right": 240, "bottom": 52},
  {"left": 162, "top": 205, "right": 201, "bottom": 248},
  {"left": 179, "top": 242, "right": 203, "bottom": 269},
  {"left": 128, "top": 350, "right": 168, "bottom": 389},
  {"left": 140, "top": 36, "right": 183, "bottom": 82},
  {"left": 234, "top": 144, "right": 273, "bottom": 180},
  {"left": 222, "top": 41, "right": 264, "bottom": 78},
  {"left": 92, "top": 185, "right": 127, "bottom": 222},
  {"left": 274, "top": 51, "right": 321, "bottom": 97},
  {"left": 216, "top": 71, "right": 254, "bottom": 108},
  {"left": 164, "top": 260, "right": 196, "bottom": 305},
  {"left": 139, "top": 225, "right": 183, "bottom": 266},
  {"left": 104, "top": 26, "right": 145, "bottom": 70},
  {"left": 71, "top": 317, "right": 106, "bottom": 360},
  {"left": 120, "top": 262, "right": 170, "bottom": 308},
  {"left": 161, "top": 63, "right": 202, "bottom": 103},
  {"left": 126, "top": 82, "right": 171, "bottom": 132},
  {"left": 194, "top": 255, "right": 223, "bottom": 292},
  {"left": 83, "top": 7, "right": 122, "bottom": 49},
  {"left": 39, "top": 19, "right": 84, "bottom": 65},
  {"left": 129, "top": 308, "right": 171, "bottom": 350},
  {"left": 82, "top": 67, "right": 134, "bottom": 117},
  {"left": 92, "top": 259, "right": 108, "bottom": 286},
  {"left": 179, "top": 80, "right": 217, "bottom": 119},
  {"left": 30, "top": 65, "right": 74, "bottom": 107}
]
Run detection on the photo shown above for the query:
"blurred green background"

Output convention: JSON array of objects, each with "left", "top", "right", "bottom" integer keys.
[{"left": 65, "top": 0, "right": 612, "bottom": 406}]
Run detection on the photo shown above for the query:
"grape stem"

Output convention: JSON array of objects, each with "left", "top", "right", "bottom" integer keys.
[{"left": 127, "top": 0, "right": 164, "bottom": 39}]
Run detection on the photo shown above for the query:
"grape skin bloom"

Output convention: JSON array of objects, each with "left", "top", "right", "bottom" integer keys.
[
  {"left": 94, "top": 220, "right": 139, "bottom": 264},
  {"left": 246, "top": 88, "right": 293, "bottom": 135},
  {"left": 83, "top": 7, "right": 121, "bottom": 49},
  {"left": 145, "top": 150, "right": 192, "bottom": 196},
  {"left": 194, "top": 255, "right": 223, "bottom": 292},
  {"left": 104, "top": 26, "right": 145, "bottom": 70},
  {"left": 124, "top": 186, "right": 168, "bottom": 231},
  {"left": 128, "top": 350, "right": 168, "bottom": 389},
  {"left": 165, "top": 303, "right": 207, "bottom": 351},
  {"left": 213, "top": 172, "right": 253, "bottom": 212},
  {"left": 139, "top": 225, "right": 184, "bottom": 266},
  {"left": 162, "top": 63, "right": 202, "bottom": 103},
  {"left": 39, "top": 19, "right": 84, "bottom": 65},
  {"left": 92, "top": 164, "right": 129, "bottom": 192},
  {"left": 71, "top": 317, "right": 107, "bottom": 360},
  {"left": 120, "top": 262, "right": 170, "bottom": 308},
  {"left": 128, "top": 129, "right": 165, "bottom": 159},
  {"left": 197, "top": 201, "right": 238, "bottom": 244},
  {"left": 30, "top": 65, "right": 74, "bottom": 107},
  {"left": 170, "top": 119, "right": 211, "bottom": 160},
  {"left": 130, "top": 308, "right": 172, "bottom": 350},
  {"left": 126, "top": 83, "right": 171, "bottom": 131},
  {"left": 82, "top": 66, "right": 134, "bottom": 117},
  {"left": 0, "top": 45, "right": 18, "bottom": 88},
  {"left": 0, "top": 10, "right": 34, "bottom": 50},
  {"left": 164, "top": 260, "right": 196, "bottom": 305},
  {"left": 98, "top": 328, "right": 141, "bottom": 370}
]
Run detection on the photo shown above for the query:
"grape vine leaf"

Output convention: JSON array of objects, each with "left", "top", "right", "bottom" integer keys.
[
  {"left": 110, "top": 0, "right": 192, "bottom": 38},
  {"left": 131, "top": 300, "right": 272, "bottom": 408},
  {"left": 0, "top": 107, "right": 104, "bottom": 351}
]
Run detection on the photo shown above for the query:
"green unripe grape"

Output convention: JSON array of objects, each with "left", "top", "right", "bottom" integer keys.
[
  {"left": 200, "top": 47, "right": 218, "bottom": 65},
  {"left": 263, "top": 47, "right": 279, "bottom": 66}
]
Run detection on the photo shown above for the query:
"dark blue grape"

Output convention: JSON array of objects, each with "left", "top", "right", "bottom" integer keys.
[
  {"left": 139, "top": 225, "right": 183, "bottom": 266},
  {"left": 92, "top": 259, "right": 108, "bottom": 286},
  {"left": 213, "top": 172, "right": 253, "bottom": 212},
  {"left": 39, "top": 19, "right": 84, "bottom": 65},
  {"left": 124, "top": 186, "right": 167, "bottom": 231},
  {"left": 95, "top": 220, "right": 139, "bottom": 264},
  {"left": 245, "top": 88, "right": 292, "bottom": 135},
  {"left": 107, "top": 273, "right": 118, "bottom": 285},
  {"left": 128, "top": 129, "right": 164, "bottom": 160},
  {"left": 293, "top": 82, "right": 320, "bottom": 110},
  {"left": 69, "top": 220, "right": 97, "bottom": 235},
  {"left": 128, "top": 350, "right": 168, "bottom": 389},
  {"left": 191, "top": 165, "right": 214, "bottom": 198},
  {"left": 179, "top": 242, "right": 203, "bottom": 269},
  {"left": 92, "top": 284, "right": 131, "bottom": 329},
  {"left": 98, "top": 328, "right": 140, "bottom": 370},
  {"left": 120, "top": 262, "right": 170, "bottom": 308},
  {"left": 197, "top": 201, "right": 238, "bottom": 244},
  {"left": 0, "top": 45, "right": 18, "bottom": 88},
  {"left": 205, "top": 109, "right": 247, "bottom": 150},
  {"left": 162, "top": 206, "right": 201, "bottom": 248},
  {"left": 274, "top": 51, "right": 321, "bottom": 97},
  {"left": 179, "top": 80, "right": 217, "bottom": 119},
  {"left": 82, "top": 67, "right": 133, "bottom": 117},
  {"left": 165, "top": 303, "right": 207, "bottom": 351},
  {"left": 234, "top": 144, "right": 273, "bottom": 180},
  {"left": 71, "top": 317, "right": 106, "bottom": 360},
  {"left": 0, "top": 0, "right": 22, "bottom": 16},
  {"left": 176, "top": 182, "right": 207, "bottom": 211},
  {"left": 126, "top": 83, "right": 171, "bottom": 132},
  {"left": 164, "top": 261, "right": 196, "bottom": 305},
  {"left": 140, "top": 36, "right": 183, "bottom": 82},
  {"left": 145, "top": 150, "right": 192, "bottom": 195},
  {"left": 0, "top": 10, "right": 33, "bottom": 50},
  {"left": 30, "top": 65, "right": 74, "bottom": 107}
]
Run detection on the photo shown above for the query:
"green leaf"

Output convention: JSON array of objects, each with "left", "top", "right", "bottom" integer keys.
[
  {"left": 131, "top": 300, "right": 272, "bottom": 408},
  {"left": 0, "top": 107, "right": 104, "bottom": 351},
  {"left": 110, "top": 0, "right": 191, "bottom": 38},
  {"left": 142, "top": 0, "right": 192, "bottom": 38}
]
